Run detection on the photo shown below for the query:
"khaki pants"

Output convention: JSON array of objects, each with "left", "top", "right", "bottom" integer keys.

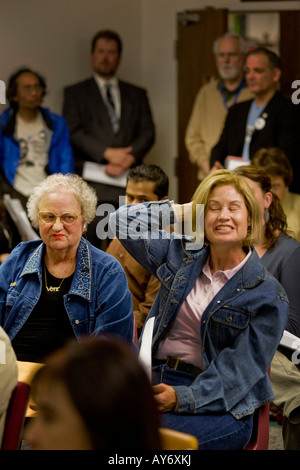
[{"left": 271, "top": 349, "right": 300, "bottom": 449}]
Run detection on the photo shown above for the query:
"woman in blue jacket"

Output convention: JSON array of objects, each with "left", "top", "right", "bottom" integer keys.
[
  {"left": 0, "top": 173, "right": 133, "bottom": 364},
  {"left": 110, "top": 169, "right": 288, "bottom": 450}
]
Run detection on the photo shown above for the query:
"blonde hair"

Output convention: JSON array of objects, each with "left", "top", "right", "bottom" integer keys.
[
  {"left": 192, "top": 170, "right": 262, "bottom": 247},
  {"left": 27, "top": 173, "right": 98, "bottom": 229}
]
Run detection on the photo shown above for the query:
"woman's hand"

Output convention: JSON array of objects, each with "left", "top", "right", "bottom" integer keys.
[
  {"left": 152, "top": 383, "right": 177, "bottom": 412},
  {"left": 210, "top": 161, "right": 223, "bottom": 173}
]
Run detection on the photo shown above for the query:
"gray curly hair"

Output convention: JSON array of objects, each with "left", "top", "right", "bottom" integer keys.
[
  {"left": 27, "top": 173, "right": 98, "bottom": 229},
  {"left": 213, "top": 32, "right": 247, "bottom": 55}
]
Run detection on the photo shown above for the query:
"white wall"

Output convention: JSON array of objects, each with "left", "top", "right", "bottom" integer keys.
[
  {"left": 0, "top": 0, "right": 142, "bottom": 112},
  {"left": 1, "top": 0, "right": 300, "bottom": 200}
]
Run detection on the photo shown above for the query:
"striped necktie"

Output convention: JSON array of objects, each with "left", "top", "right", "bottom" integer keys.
[{"left": 105, "top": 83, "right": 119, "bottom": 133}]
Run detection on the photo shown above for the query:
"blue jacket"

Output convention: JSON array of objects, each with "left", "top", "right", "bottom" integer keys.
[
  {"left": 0, "top": 107, "right": 74, "bottom": 184},
  {"left": 0, "top": 238, "right": 133, "bottom": 343},
  {"left": 110, "top": 201, "right": 288, "bottom": 418}
]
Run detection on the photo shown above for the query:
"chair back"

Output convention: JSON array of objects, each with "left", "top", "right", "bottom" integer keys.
[
  {"left": 159, "top": 427, "right": 198, "bottom": 450},
  {"left": 244, "top": 402, "right": 270, "bottom": 450},
  {"left": 1, "top": 381, "right": 31, "bottom": 450}
]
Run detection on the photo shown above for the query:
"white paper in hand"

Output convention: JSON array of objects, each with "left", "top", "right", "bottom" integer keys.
[
  {"left": 280, "top": 330, "right": 300, "bottom": 350},
  {"left": 82, "top": 161, "right": 128, "bottom": 188},
  {"left": 138, "top": 316, "right": 155, "bottom": 381}
]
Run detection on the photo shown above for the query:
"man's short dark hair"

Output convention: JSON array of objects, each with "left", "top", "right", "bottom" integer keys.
[
  {"left": 6, "top": 67, "right": 47, "bottom": 108},
  {"left": 91, "top": 30, "right": 122, "bottom": 55},
  {"left": 246, "top": 46, "right": 281, "bottom": 70},
  {"left": 127, "top": 164, "right": 169, "bottom": 200}
]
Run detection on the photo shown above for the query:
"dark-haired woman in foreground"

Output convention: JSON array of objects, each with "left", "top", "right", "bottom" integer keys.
[{"left": 24, "top": 336, "right": 161, "bottom": 450}]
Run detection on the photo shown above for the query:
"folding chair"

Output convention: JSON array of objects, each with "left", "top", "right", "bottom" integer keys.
[
  {"left": 244, "top": 402, "right": 270, "bottom": 450},
  {"left": 159, "top": 427, "right": 198, "bottom": 450},
  {"left": 1, "top": 381, "right": 31, "bottom": 450}
]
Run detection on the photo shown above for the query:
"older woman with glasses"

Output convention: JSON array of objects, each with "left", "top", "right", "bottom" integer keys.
[{"left": 0, "top": 173, "right": 133, "bottom": 364}]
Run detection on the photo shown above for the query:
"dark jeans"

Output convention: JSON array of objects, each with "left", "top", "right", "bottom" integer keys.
[{"left": 153, "top": 364, "right": 253, "bottom": 450}]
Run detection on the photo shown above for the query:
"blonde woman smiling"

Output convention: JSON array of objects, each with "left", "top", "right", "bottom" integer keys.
[{"left": 111, "top": 169, "right": 288, "bottom": 450}]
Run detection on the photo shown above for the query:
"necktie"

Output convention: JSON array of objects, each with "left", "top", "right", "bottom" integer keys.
[{"left": 105, "top": 84, "right": 119, "bottom": 133}]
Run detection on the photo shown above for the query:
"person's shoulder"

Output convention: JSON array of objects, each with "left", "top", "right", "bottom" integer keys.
[
  {"left": 0, "top": 107, "right": 12, "bottom": 125},
  {"left": 196, "top": 80, "right": 224, "bottom": 102},
  {"left": 88, "top": 241, "right": 126, "bottom": 272},
  {"left": 268, "top": 91, "right": 295, "bottom": 112},
  {"left": 238, "top": 86, "right": 253, "bottom": 102},
  {"left": 272, "top": 91, "right": 290, "bottom": 104},
  {"left": 264, "top": 234, "right": 300, "bottom": 267},
  {"left": 224, "top": 99, "right": 253, "bottom": 123},
  {"left": 4, "top": 240, "right": 42, "bottom": 262},
  {"left": 17, "top": 239, "right": 43, "bottom": 254},
  {"left": 276, "top": 233, "right": 300, "bottom": 252},
  {"left": 41, "top": 107, "right": 66, "bottom": 124},
  {"left": 105, "top": 237, "right": 120, "bottom": 254},
  {"left": 0, "top": 107, "right": 11, "bottom": 119},
  {"left": 229, "top": 98, "right": 253, "bottom": 112},
  {"left": 118, "top": 80, "right": 148, "bottom": 95},
  {"left": 199, "top": 78, "right": 219, "bottom": 92},
  {"left": 64, "top": 77, "right": 95, "bottom": 93},
  {"left": 283, "top": 191, "right": 300, "bottom": 209}
]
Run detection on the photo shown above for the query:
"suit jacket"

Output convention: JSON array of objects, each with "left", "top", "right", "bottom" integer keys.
[
  {"left": 63, "top": 77, "right": 155, "bottom": 175},
  {"left": 210, "top": 92, "right": 300, "bottom": 193}
]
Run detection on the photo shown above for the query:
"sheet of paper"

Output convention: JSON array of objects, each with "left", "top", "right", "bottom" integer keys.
[
  {"left": 82, "top": 161, "right": 128, "bottom": 188},
  {"left": 224, "top": 156, "right": 250, "bottom": 171},
  {"left": 138, "top": 316, "right": 155, "bottom": 381},
  {"left": 280, "top": 329, "right": 300, "bottom": 350},
  {"left": 3, "top": 194, "right": 39, "bottom": 241}
]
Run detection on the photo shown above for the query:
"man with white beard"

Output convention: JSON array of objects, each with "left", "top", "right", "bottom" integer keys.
[{"left": 185, "top": 33, "right": 252, "bottom": 181}]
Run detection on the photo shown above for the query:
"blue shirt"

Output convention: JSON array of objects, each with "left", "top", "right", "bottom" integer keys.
[{"left": 242, "top": 101, "right": 266, "bottom": 160}]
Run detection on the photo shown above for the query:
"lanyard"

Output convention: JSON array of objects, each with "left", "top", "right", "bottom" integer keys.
[{"left": 219, "top": 79, "right": 246, "bottom": 111}]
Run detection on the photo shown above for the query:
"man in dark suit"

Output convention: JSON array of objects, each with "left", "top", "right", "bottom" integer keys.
[
  {"left": 210, "top": 47, "right": 300, "bottom": 193},
  {"left": 63, "top": 30, "right": 155, "bottom": 246}
]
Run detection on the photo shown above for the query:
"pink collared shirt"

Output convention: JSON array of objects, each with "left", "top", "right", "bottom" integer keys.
[{"left": 155, "top": 250, "right": 251, "bottom": 369}]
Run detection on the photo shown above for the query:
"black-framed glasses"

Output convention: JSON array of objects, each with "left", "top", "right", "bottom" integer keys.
[{"left": 39, "top": 212, "right": 82, "bottom": 226}]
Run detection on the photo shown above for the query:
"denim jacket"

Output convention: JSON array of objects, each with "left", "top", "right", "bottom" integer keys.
[
  {"left": 110, "top": 201, "right": 288, "bottom": 418},
  {"left": 0, "top": 238, "right": 133, "bottom": 343}
]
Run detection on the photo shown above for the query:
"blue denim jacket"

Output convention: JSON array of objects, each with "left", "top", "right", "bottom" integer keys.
[
  {"left": 0, "top": 238, "right": 133, "bottom": 343},
  {"left": 110, "top": 201, "right": 288, "bottom": 418}
]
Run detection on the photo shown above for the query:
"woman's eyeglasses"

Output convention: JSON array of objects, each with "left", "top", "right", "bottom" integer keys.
[{"left": 39, "top": 212, "right": 82, "bottom": 226}]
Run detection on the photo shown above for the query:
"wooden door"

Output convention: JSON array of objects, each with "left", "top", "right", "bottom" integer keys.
[
  {"left": 176, "top": 8, "right": 228, "bottom": 203},
  {"left": 280, "top": 11, "right": 300, "bottom": 97}
]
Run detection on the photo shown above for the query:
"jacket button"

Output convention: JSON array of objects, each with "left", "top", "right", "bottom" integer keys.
[
  {"left": 75, "top": 319, "right": 80, "bottom": 324},
  {"left": 226, "top": 314, "right": 233, "bottom": 323}
]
